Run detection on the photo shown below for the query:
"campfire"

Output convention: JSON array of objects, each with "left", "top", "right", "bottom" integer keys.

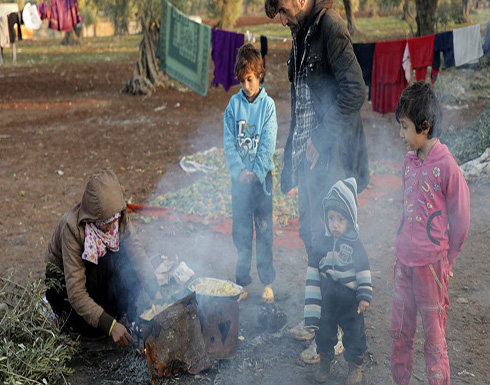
[{"left": 136, "top": 278, "right": 243, "bottom": 381}]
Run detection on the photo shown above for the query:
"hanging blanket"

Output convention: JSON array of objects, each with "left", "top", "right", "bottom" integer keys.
[
  {"left": 407, "top": 34, "right": 435, "bottom": 82},
  {"left": 484, "top": 22, "right": 490, "bottom": 53},
  {"left": 453, "top": 23, "right": 483, "bottom": 67},
  {"left": 0, "top": 16, "right": 9, "bottom": 48},
  {"left": 353, "top": 42, "right": 375, "bottom": 100},
  {"left": 157, "top": 0, "right": 211, "bottom": 96},
  {"left": 211, "top": 28, "right": 244, "bottom": 91},
  {"left": 48, "top": 0, "right": 81, "bottom": 32},
  {"left": 371, "top": 40, "right": 407, "bottom": 114}
]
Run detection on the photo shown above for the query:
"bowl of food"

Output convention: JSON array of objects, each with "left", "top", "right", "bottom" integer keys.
[{"left": 188, "top": 277, "right": 243, "bottom": 300}]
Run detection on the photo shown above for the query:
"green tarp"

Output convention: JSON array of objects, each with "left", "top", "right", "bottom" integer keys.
[{"left": 157, "top": 1, "right": 211, "bottom": 96}]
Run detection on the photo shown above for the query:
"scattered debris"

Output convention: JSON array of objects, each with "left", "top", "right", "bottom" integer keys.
[
  {"left": 171, "top": 261, "right": 195, "bottom": 285},
  {"left": 442, "top": 105, "right": 490, "bottom": 165},
  {"left": 0, "top": 272, "right": 77, "bottom": 383},
  {"left": 456, "top": 297, "right": 469, "bottom": 304},
  {"left": 457, "top": 369, "right": 475, "bottom": 377},
  {"left": 257, "top": 303, "right": 288, "bottom": 333},
  {"left": 460, "top": 147, "right": 490, "bottom": 182}
]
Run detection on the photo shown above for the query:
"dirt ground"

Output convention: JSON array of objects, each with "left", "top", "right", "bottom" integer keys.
[{"left": 2, "top": 27, "right": 490, "bottom": 384}]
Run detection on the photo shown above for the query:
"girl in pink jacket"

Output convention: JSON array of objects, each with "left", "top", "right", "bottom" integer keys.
[{"left": 390, "top": 82, "right": 470, "bottom": 385}]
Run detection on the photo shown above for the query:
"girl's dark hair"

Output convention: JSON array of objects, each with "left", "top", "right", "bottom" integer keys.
[
  {"left": 395, "top": 81, "right": 442, "bottom": 138},
  {"left": 234, "top": 43, "right": 264, "bottom": 82}
]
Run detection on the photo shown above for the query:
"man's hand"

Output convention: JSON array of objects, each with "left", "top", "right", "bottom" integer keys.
[
  {"left": 358, "top": 300, "right": 370, "bottom": 314},
  {"left": 306, "top": 138, "right": 320, "bottom": 170},
  {"left": 111, "top": 322, "right": 134, "bottom": 347}
]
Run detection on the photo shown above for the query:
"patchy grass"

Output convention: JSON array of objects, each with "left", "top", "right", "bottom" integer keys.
[
  {"left": 0, "top": 35, "right": 141, "bottom": 68},
  {"left": 238, "top": 8, "right": 490, "bottom": 43}
]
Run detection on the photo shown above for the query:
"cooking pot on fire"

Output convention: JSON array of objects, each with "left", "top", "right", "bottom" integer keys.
[{"left": 188, "top": 277, "right": 243, "bottom": 359}]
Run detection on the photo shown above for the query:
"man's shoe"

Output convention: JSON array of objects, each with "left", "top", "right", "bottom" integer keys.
[
  {"left": 314, "top": 353, "right": 331, "bottom": 383},
  {"left": 344, "top": 362, "right": 362, "bottom": 385}
]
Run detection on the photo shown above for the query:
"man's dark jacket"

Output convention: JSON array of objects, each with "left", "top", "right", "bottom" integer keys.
[{"left": 282, "top": 1, "right": 369, "bottom": 193}]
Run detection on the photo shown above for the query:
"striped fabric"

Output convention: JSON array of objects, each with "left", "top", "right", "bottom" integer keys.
[{"left": 304, "top": 265, "right": 322, "bottom": 329}]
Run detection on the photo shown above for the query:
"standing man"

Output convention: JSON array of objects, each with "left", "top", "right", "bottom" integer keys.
[{"left": 264, "top": 0, "right": 370, "bottom": 361}]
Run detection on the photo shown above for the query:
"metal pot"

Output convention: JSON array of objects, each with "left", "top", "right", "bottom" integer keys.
[{"left": 188, "top": 278, "right": 243, "bottom": 359}]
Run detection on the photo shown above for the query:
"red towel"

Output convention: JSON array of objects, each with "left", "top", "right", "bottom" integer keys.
[
  {"left": 408, "top": 34, "right": 435, "bottom": 82},
  {"left": 371, "top": 40, "right": 407, "bottom": 114}
]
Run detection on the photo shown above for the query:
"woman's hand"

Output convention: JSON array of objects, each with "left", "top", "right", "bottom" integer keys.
[
  {"left": 111, "top": 322, "right": 134, "bottom": 347},
  {"left": 358, "top": 300, "right": 370, "bottom": 314}
]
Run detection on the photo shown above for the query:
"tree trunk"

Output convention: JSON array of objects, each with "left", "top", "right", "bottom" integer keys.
[
  {"left": 459, "top": 0, "right": 472, "bottom": 23},
  {"left": 124, "top": 17, "right": 171, "bottom": 96},
  {"left": 402, "top": 0, "right": 413, "bottom": 22},
  {"left": 415, "top": 0, "right": 437, "bottom": 36},
  {"left": 343, "top": 0, "right": 361, "bottom": 36},
  {"left": 61, "top": 25, "right": 82, "bottom": 45}
]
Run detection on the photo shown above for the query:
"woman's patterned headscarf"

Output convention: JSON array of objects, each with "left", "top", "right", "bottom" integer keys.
[{"left": 82, "top": 212, "right": 121, "bottom": 264}]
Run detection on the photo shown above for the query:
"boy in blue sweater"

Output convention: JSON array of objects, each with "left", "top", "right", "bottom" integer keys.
[
  {"left": 223, "top": 43, "right": 278, "bottom": 303},
  {"left": 311, "top": 178, "right": 372, "bottom": 384}
]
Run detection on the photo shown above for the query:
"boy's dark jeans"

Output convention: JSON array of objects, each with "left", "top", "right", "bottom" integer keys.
[
  {"left": 231, "top": 172, "right": 275, "bottom": 287},
  {"left": 45, "top": 243, "right": 142, "bottom": 337},
  {"left": 316, "top": 274, "right": 367, "bottom": 365}
]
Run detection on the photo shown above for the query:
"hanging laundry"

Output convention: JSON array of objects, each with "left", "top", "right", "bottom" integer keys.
[
  {"left": 260, "top": 35, "right": 268, "bottom": 84},
  {"left": 157, "top": 0, "right": 211, "bottom": 96},
  {"left": 407, "top": 34, "right": 435, "bottom": 82},
  {"left": 431, "top": 31, "right": 455, "bottom": 83},
  {"left": 453, "top": 23, "right": 483, "bottom": 67},
  {"left": 49, "top": 0, "right": 81, "bottom": 32},
  {"left": 484, "top": 22, "right": 490, "bottom": 53},
  {"left": 353, "top": 42, "right": 375, "bottom": 100},
  {"left": 37, "top": 1, "right": 50, "bottom": 20},
  {"left": 7, "top": 12, "right": 22, "bottom": 44},
  {"left": 211, "top": 28, "right": 244, "bottom": 92},
  {"left": 23, "top": 3, "right": 42, "bottom": 30},
  {"left": 371, "top": 40, "right": 407, "bottom": 114},
  {"left": 0, "top": 16, "right": 9, "bottom": 48},
  {"left": 402, "top": 42, "right": 411, "bottom": 83},
  {"left": 245, "top": 30, "right": 255, "bottom": 43}
]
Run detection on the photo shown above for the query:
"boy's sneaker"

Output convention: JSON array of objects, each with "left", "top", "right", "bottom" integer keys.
[{"left": 289, "top": 320, "right": 315, "bottom": 341}]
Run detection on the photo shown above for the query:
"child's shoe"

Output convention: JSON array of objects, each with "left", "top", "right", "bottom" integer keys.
[
  {"left": 314, "top": 352, "right": 331, "bottom": 383},
  {"left": 261, "top": 285, "right": 274, "bottom": 303},
  {"left": 300, "top": 338, "right": 320, "bottom": 364},
  {"left": 238, "top": 286, "right": 249, "bottom": 302},
  {"left": 344, "top": 362, "right": 362, "bottom": 385},
  {"left": 289, "top": 320, "right": 315, "bottom": 341}
]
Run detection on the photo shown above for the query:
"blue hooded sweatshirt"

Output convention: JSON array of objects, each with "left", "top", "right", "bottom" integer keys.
[{"left": 223, "top": 87, "right": 277, "bottom": 194}]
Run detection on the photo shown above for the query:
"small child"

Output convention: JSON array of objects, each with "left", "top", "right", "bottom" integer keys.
[
  {"left": 391, "top": 82, "right": 470, "bottom": 385},
  {"left": 223, "top": 43, "right": 278, "bottom": 303},
  {"left": 312, "top": 177, "right": 372, "bottom": 384}
]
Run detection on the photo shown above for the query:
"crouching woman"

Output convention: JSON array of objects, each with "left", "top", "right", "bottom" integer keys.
[{"left": 44, "top": 170, "right": 161, "bottom": 346}]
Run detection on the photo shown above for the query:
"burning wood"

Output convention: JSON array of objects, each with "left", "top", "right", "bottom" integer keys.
[{"left": 141, "top": 292, "right": 211, "bottom": 381}]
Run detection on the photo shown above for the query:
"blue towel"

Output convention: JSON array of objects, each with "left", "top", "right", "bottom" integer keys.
[
  {"left": 484, "top": 22, "right": 490, "bottom": 53},
  {"left": 433, "top": 31, "right": 455, "bottom": 68}
]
